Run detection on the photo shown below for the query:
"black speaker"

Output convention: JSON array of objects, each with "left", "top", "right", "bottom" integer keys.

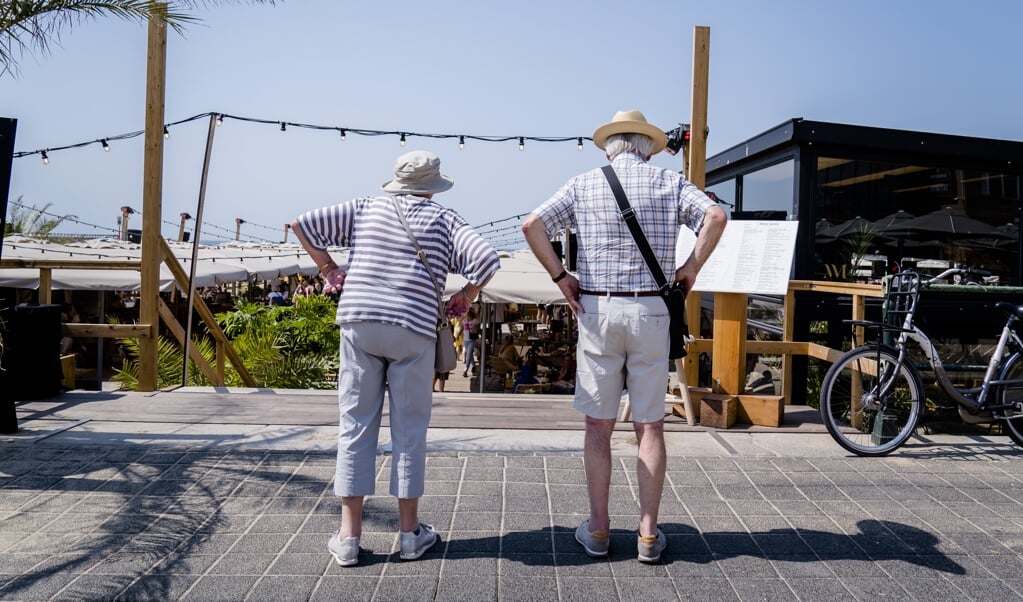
[{"left": 9, "top": 304, "right": 64, "bottom": 400}]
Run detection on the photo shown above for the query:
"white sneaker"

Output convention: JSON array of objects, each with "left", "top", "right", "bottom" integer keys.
[
  {"left": 327, "top": 530, "right": 359, "bottom": 567},
  {"left": 399, "top": 523, "right": 439, "bottom": 560}
]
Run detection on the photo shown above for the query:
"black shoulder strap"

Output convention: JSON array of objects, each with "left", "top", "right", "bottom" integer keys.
[{"left": 601, "top": 165, "right": 670, "bottom": 291}]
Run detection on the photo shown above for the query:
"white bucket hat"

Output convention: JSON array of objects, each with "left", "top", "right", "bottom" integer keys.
[
  {"left": 592, "top": 109, "right": 668, "bottom": 155},
  {"left": 381, "top": 150, "right": 454, "bottom": 195}
]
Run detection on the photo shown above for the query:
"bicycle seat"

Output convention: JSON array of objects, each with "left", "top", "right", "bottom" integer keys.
[{"left": 995, "top": 301, "right": 1023, "bottom": 320}]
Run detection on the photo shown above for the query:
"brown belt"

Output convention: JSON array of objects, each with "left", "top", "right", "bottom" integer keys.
[{"left": 579, "top": 289, "right": 661, "bottom": 297}]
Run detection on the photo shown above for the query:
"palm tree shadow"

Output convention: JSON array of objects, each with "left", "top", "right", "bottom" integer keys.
[{"left": 0, "top": 446, "right": 312, "bottom": 600}]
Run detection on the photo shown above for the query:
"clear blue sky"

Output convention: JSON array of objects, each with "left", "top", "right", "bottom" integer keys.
[{"left": 3, "top": 0, "right": 1022, "bottom": 248}]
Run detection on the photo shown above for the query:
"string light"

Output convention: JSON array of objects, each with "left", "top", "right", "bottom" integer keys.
[
  {"left": 577, "top": 137, "right": 583, "bottom": 151},
  {"left": 12, "top": 110, "right": 600, "bottom": 162},
  {"left": 163, "top": 125, "right": 170, "bottom": 139},
  {"left": 40, "top": 150, "right": 48, "bottom": 165}
]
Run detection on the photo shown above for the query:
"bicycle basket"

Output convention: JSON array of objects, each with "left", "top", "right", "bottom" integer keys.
[{"left": 882, "top": 271, "right": 921, "bottom": 332}]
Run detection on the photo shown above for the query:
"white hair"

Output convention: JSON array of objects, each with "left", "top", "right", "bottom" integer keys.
[{"left": 604, "top": 133, "right": 655, "bottom": 160}]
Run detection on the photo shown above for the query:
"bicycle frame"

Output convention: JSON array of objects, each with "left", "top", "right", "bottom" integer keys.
[{"left": 886, "top": 314, "right": 1023, "bottom": 411}]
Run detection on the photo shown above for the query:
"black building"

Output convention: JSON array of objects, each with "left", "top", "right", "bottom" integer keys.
[{"left": 704, "top": 119, "right": 1023, "bottom": 402}]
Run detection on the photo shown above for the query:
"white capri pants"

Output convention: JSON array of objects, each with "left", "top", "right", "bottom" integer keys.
[
  {"left": 573, "top": 294, "right": 671, "bottom": 424},
  {"left": 334, "top": 321, "right": 434, "bottom": 499}
]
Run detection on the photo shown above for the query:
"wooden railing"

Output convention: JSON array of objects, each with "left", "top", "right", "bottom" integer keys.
[
  {"left": 684, "top": 280, "right": 884, "bottom": 403},
  {"left": 0, "top": 238, "right": 255, "bottom": 388}
]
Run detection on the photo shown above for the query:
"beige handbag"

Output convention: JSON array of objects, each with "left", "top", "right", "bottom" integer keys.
[{"left": 391, "top": 200, "right": 458, "bottom": 373}]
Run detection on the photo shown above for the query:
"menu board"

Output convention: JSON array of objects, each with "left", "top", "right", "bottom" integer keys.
[{"left": 676, "top": 220, "right": 799, "bottom": 295}]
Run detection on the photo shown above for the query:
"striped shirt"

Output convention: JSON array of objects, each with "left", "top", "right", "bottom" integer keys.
[
  {"left": 532, "top": 153, "right": 717, "bottom": 291},
  {"left": 295, "top": 194, "right": 500, "bottom": 339}
]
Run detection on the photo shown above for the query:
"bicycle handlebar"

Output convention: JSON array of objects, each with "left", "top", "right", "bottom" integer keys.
[{"left": 922, "top": 266, "right": 993, "bottom": 286}]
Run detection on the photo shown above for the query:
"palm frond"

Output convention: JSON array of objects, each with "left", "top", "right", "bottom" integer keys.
[{"left": 1, "top": 1, "right": 276, "bottom": 77}]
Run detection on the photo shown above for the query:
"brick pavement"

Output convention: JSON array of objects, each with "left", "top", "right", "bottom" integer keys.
[{"left": 4, "top": 440, "right": 1023, "bottom": 601}]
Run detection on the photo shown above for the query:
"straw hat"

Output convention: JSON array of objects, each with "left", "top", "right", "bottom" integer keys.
[
  {"left": 381, "top": 150, "right": 454, "bottom": 195},
  {"left": 592, "top": 109, "right": 667, "bottom": 155}
]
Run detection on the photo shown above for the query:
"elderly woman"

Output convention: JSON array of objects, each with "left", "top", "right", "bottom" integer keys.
[{"left": 292, "top": 150, "right": 499, "bottom": 567}]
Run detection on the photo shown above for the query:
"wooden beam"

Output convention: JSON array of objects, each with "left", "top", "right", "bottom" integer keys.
[
  {"left": 159, "top": 238, "right": 257, "bottom": 387},
  {"left": 712, "top": 292, "right": 747, "bottom": 394},
  {"left": 63, "top": 323, "right": 152, "bottom": 338},
  {"left": 138, "top": 4, "right": 168, "bottom": 392},
  {"left": 0, "top": 259, "right": 141, "bottom": 270},
  {"left": 681, "top": 25, "right": 711, "bottom": 387},
  {"left": 158, "top": 298, "right": 223, "bottom": 386},
  {"left": 37, "top": 268, "right": 52, "bottom": 304},
  {"left": 781, "top": 288, "right": 796, "bottom": 406}
]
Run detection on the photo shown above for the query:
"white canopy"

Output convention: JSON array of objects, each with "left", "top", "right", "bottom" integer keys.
[
  {"left": 0, "top": 236, "right": 339, "bottom": 291},
  {"left": 444, "top": 249, "right": 567, "bottom": 305}
]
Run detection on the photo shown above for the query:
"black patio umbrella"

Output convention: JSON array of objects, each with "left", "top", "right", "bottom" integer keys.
[
  {"left": 891, "top": 207, "right": 998, "bottom": 238},
  {"left": 817, "top": 216, "right": 873, "bottom": 240},
  {"left": 869, "top": 210, "right": 915, "bottom": 234}
]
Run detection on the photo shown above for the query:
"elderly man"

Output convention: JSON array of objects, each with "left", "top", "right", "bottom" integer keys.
[{"left": 523, "top": 109, "right": 726, "bottom": 562}]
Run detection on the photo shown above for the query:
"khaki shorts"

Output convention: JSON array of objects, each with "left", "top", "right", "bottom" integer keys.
[{"left": 573, "top": 294, "right": 670, "bottom": 423}]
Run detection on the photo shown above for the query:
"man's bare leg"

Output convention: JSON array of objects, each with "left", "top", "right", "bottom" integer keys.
[
  {"left": 633, "top": 420, "right": 666, "bottom": 537},
  {"left": 583, "top": 416, "right": 616, "bottom": 532}
]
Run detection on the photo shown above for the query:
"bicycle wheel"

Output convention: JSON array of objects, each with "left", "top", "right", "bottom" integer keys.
[
  {"left": 820, "top": 346, "right": 923, "bottom": 456},
  {"left": 998, "top": 353, "right": 1023, "bottom": 447}
]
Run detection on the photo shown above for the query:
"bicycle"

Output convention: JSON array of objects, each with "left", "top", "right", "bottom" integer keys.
[{"left": 819, "top": 267, "right": 1023, "bottom": 456}]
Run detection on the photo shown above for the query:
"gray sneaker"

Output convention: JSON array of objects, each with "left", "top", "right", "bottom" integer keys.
[
  {"left": 327, "top": 531, "right": 360, "bottom": 567},
  {"left": 400, "top": 523, "right": 439, "bottom": 560},
  {"left": 637, "top": 528, "right": 666, "bottom": 563},
  {"left": 575, "top": 520, "right": 609, "bottom": 557}
]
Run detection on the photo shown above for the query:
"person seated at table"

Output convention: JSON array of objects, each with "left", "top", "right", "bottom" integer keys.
[
  {"left": 550, "top": 355, "right": 577, "bottom": 394},
  {"left": 513, "top": 362, "right": 541, "bottom": 392},
  {"left": 489, "top": 334, "right": 523, "bottom": 375}
]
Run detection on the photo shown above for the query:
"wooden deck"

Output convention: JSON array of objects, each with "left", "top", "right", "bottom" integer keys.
[{"left": 15, "top": 387, "right": 827, "bottom": 433}]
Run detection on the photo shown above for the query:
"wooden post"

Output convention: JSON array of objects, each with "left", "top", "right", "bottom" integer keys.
[
  {"left": 178, "top": 212, "right": 191, "bottom": 242},
  {"left": 681, "top": 25, "right": 711, "bottom": 386},
  {"left": 138, "top": 4, "right": 168, "bottom": 392}
]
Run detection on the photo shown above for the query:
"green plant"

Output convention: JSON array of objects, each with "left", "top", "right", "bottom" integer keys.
[
  {"left": 114, "top": 294, "right": 340, "bottom": 390},
  {"left": 4, "top": 198, "right": 76, "bottom": 238},
  {"left": 112, "top": 332, "right": 218, "bottom": 390},
  {"left": 1, "top": 1, "right": 278, "bottom": 77}
]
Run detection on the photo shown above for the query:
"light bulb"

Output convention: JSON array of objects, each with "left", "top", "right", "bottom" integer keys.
[
  {"left": 518, "top": 137, "right": 525, "bottom": 151},
  {"left": 163, "top": 126, "right": 170, "bottom": 139},
  {"left": 41, "top": 150, "right": 49, "bottom": 165},
  {"left": 101, "top": 139, "right": 110, "bottom": 152},
  {"left": 215, "top": 114, "right": 223, "bottom": 126},
  {"left": 280, "top": 122, "right": 287, "bottom": 132},
  {"left": 339, "top": 129, "right": 346, "bottom": 142},
  {"left": 459, "top": 135, "right": 465, "bottom": 150},
  {"left": 577, "top": 137, "right": 583, "bottom": 151},
  {"left": 400, "top": 133, "right": 406, "bottom": 147}
]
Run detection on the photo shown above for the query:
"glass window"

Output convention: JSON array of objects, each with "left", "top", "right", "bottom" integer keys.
[
  {"left": 738, "top": 160, "right": 794, "bottom": 219},
  {"left": 814, "top": 157, "right": 1020, "bottom": 285}
]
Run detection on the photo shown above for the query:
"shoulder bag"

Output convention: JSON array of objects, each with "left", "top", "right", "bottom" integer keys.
[
  {"left": 601, "top": 165, "right": 689, "bottom": 360},
  {"left": 391, "top": 200, "right": 458, "bottom": 373}
]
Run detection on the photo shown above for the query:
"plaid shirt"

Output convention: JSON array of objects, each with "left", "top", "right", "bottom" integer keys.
[{"left": 532, "top": 153, "right": 717, "bottom": 291}]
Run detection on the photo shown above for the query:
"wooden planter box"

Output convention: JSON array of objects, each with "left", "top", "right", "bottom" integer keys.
[
  {"left": 736, "top": 395, "right": 785, "bottom": 427},
  {"left": 699, "top": 394, "right": 738, "bottom": 429}
]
